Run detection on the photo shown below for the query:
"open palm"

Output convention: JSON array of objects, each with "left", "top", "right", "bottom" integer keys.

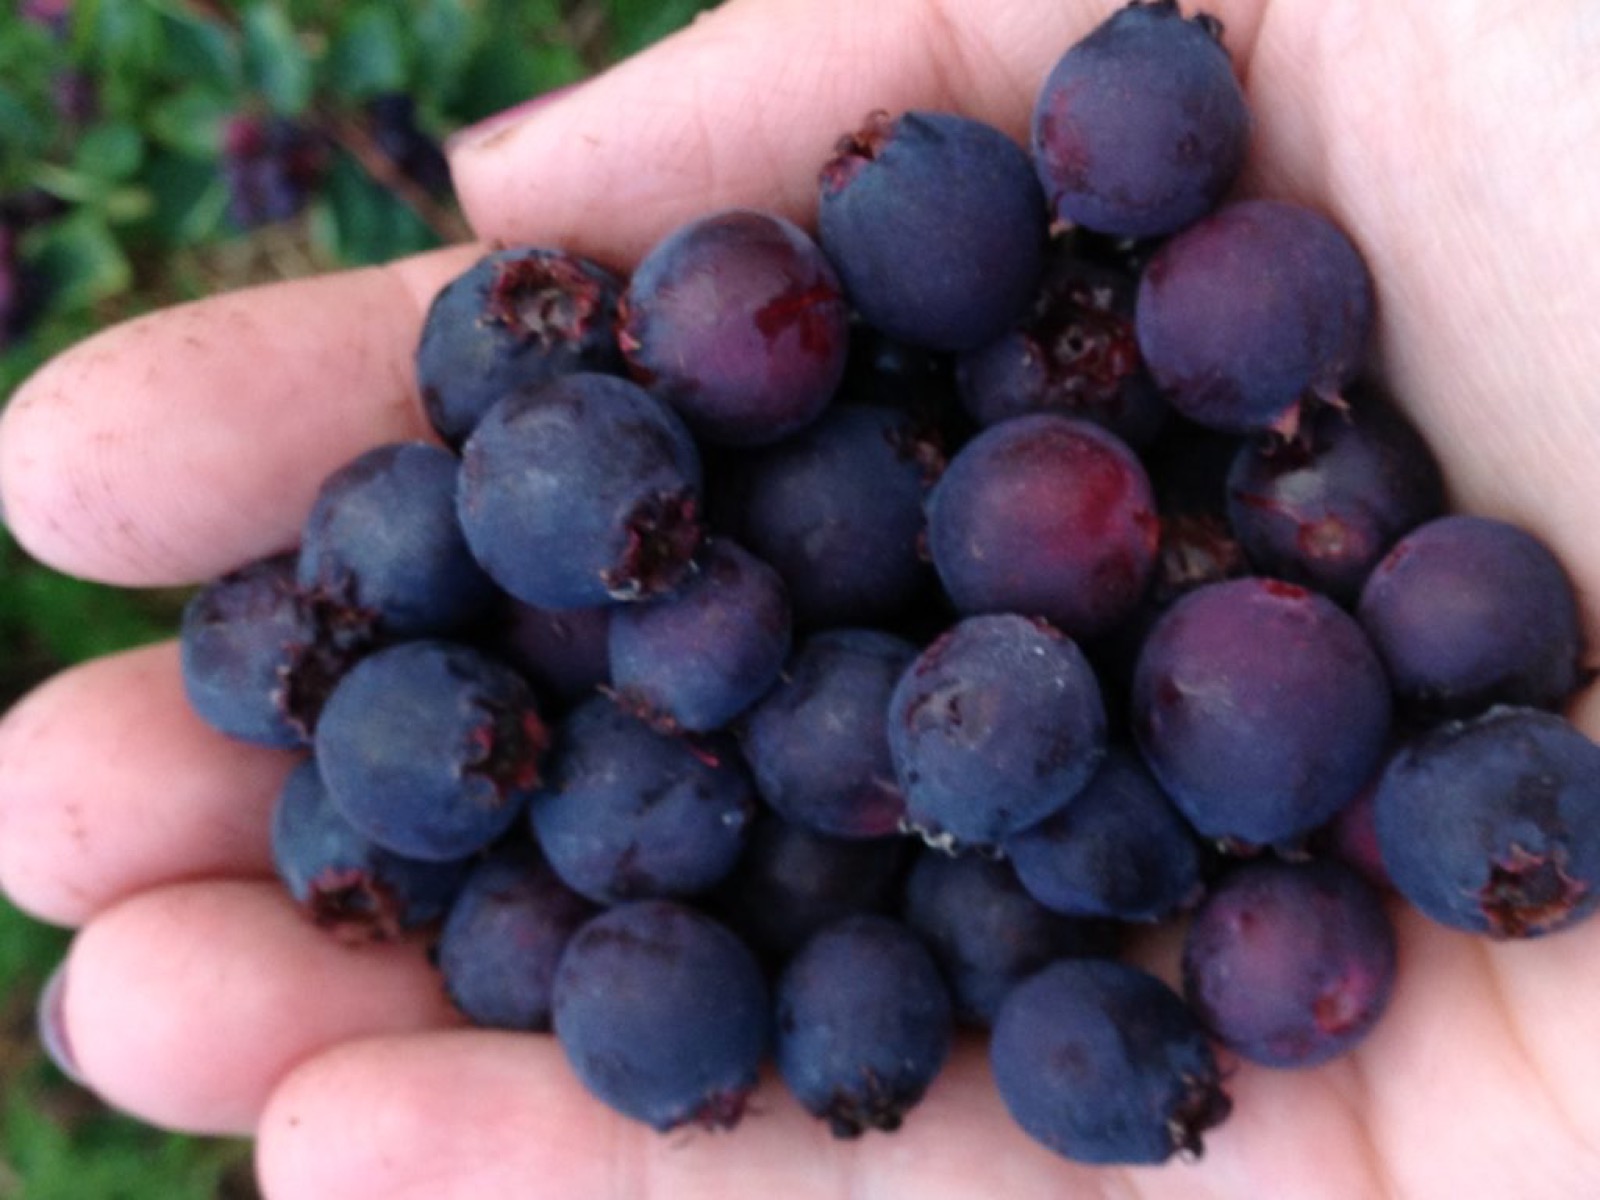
[{"left": 4, "top": 1, "right": 1600, "bottom": 1196}]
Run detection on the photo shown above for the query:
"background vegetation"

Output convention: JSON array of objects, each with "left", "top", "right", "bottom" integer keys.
[{"left": 0, "top": 2, "right": 713, "bottom": 1195}]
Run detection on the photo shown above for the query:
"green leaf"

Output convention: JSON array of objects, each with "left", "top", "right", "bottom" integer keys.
[
  {"left": 452, "top": 38, "right": 586, "bottom": 126},
  {"left": 72, "top": 120, "right": 146, "bottom": 183},
  {"left": 145, "top": 87, "right": 234, "bottom": 158},
  {"left": 155, "top": 6, "right": 242, "bottom": 91},
  {"left": 79, "top": 0, "right": 167, "bottom": 80},
  {"left": 327, "top": 5, "right": 407, "bottom": 100},
  {"left": 242, "top": 2, "right": 315, "bottom": 115},
  {"left": 29, "top": 211, "right": 134, "bottom": 313},
  {"left": 139, "top": 151, "right": 230, "bottom": 246},
  {"left": 410, "top": 0, "right": 475, "bottom": 100},
  {"left": 318, "top": 151, "right": 438, "bottom": 266},
  {"left": 608, "top": 0, "right": 716, "bottom": 57}
]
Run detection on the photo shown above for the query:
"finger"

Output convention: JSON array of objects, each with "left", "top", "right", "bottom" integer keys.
[
  {"left": 0, "top": 243, "right": 479, "bottom": 587},
  {"left": 0, "top": 642, "right": 284, "bottom": 927},
  {"left": 257, "top": 1034, "right": 1159, "bottom": 1200},
  {"left": 445, "top": 0, "right": 1271, "bottom": 264},
  {"left": 57, "top": 878, "right": 456, "bottom": 1136}
]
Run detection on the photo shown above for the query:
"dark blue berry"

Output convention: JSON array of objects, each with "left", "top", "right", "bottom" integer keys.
[
  {"left": 180, "top": 554, "right": 375, "bottom": 747},
  {"left": 927, "top": 415, "right": 1160, "bottom": 639},
  {"left": 1374, "top": 707, "right": 1600, "bottom": 938},
  {"left": 1132, "top": 578, "right": 1392, "bottom": 844},
  {"left": 1357, "top": 514, "right": 1584, "bottom": 720},
  {"left": 888, "top": 614, "right": 1106, "bottom": 850},
  {"left": 721, "top": 405, "right": 941, "bottom": 629},
  {"left": 315, "top": 640, "right": 549, "bottom": 861},
  {"left": 528, "top": 698, "right": 756, "bottom": 904},
  {"left": 1136, "top": 199, "right": 1374, "bottom": 434},
  {"left": 620, "top": 208, "right": 849, "bottom": 445},
  {"left": 366, "top": 93, "right": 451, "bottom": 197},
  {"left": 1031, "top": 1, "right": 1250, "bottom": 238},
  {"left": 551, "top": 900, "right": 770, "bottom": 1131},
  {"left": 990, "top": 958, "right": 1232, "bottom": 1165},
  {"left": 901, "top": 850, "right": 1114, "bottom": 1027},
  {"left": 709, "top": 809, "right": 911, "bottom": 966},
  {"left": 417, "top": 248, "right": 624, "bottom": 447},
  {"left": 1226, "top": 389, "right": 1446, "bottom": 603},
  {"left": 1182, "top": 858, "right": 1397, "bottom": 1067},
  {"left": 608, "top": 538, "right": 791, "bottom": 732},
  {"left": 1004, "top": 747, "right": 1203, "bottom": 922},
  {"left": 819, "top": 110, "right": 1048, "bottom": 352},
  {"left": 271, "top": 759, "right": 470, "bottom": 942},
  {"left": 740, "top": 629, "right": 916, "bottom": 839},
  {"left": 491, "top": 599, "right": 612, "bottom": 711},
  {"left": 297, "top": 442, "right": 496, "bottom": 638},
  {"left": 957, "top": 246, "right": 1166, "bottom": 447},
  {"left": 221, "top": 115, "right": 326, "bottom": 229},
  {"left": 457, "top": 373, "right": 705, "bottom": 609},
  {"left": 434, "top": 844, "right": 599, "bottom": 1031},
  {"left": 775, "top": 915, "right": 953, "bottom": 1137}
]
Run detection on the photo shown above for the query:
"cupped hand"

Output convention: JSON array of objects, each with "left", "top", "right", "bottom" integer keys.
[{"left": 4, "top": 2, "right": 1600, "bottom": 1197}]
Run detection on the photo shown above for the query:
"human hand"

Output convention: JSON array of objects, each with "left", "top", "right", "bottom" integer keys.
[{"left": 4, "top": 1, "right": 1600, "bottom": 1196}]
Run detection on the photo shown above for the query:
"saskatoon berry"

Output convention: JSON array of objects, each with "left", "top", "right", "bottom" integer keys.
[
  {"left": 819, "top": 109, "right": 1048, "bottom": 353},
  {"left": 551, "top": 900, "right": 770, "bottom": 1132},
  {"left": 1132, "top": 577, "right": 1392, "bottom": 845},
  {"left": 1136, "top": 198, "right": 1374, "bottom": 435},
  {"left": 1357, "top": 514, "right": 1585, "bottom": 720},
  {"left": 620, "top": 208, "right": 850, "bottom": 446},
  {"left": 314, "top": 640, "right": 549, "bottom": 861},
  {"left": 435, "top": 844, "right": 599, "bottom": 1032},
  {"left": 457, "top": 373, "right": 705, "bottom": 610},
  {"left": 1374, "top": 707, "right": 1600, "bottom": 939},
  {"left": 990, "top": 958, "right": 1232, "bottom": 1165},
  {"left": 926, "top": 414, "right": 1160, "bottom": 639},
  {"left": 416, "top": 247, "right": 625, "bottom": 447},
  {"left": 1182, "top": 858, "right": 1397, "bottom": 1068},
  {"left": 888, "top": 613, "right": 1107, "bottom": 851},
  {"left": 1031, "top": 1, "right": 1250, "bottom": 239},
  {"left": 775, "top": 914, "right": 954, "bottom": 1138},
  {"left": 528, "top": 698, "right": 756, "bottom": 904}
]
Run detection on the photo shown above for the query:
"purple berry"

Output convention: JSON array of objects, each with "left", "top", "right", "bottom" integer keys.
[
  {"left": 956, "top": 247, "right": 1166, "bottom": 447},
  {"left": 1132, "top": 577, "right": 1392, "bottom": 845},
  {"left": 1357, "top": 514, "right": 1585, "bottom": 720},
  {"left": 740, "top": 629, "right": 916, "bottom": 839},
  {"left": 1374, "top": 707, "right": 1600, "bottom": 938},
  {"left": 551, "top": 900, "right": 770, "bottom": 1131},
  {"left": 927, "top": 414, "right": 1160, "bottom": 638},
  {"left": 1182, "top": 858, "right": 1397, "bottom": 1068},
  {"left": 457, "top": 373, "right": 705, "bottom": 609},
  {"left": 775, "top": 914, "right": 953, "bottom": 1138},
  {"left": 271, "top": 759, "right": 470, "bottom": 942},
  {"left": 1226, "top": 391, "right": 1446, "bottom": 603},
  {"left": 366, "top": 92, "right": 451, "bottom": 197},
  {"left": 1031, "top": 1, "right": 1250, "bottom": 239},
  {"left": 314, "top": 641, "right": 549, "bottom": 861},
  {"left": 819, "top": 110, "right": 1048, "bottom": 353},
  {"left": 490, "top": 599, "right": 612, "bottom": 711},
  {"left": 416, "top": 248, "right": 625, "bottom": 447},
  {"left": 901, "top": 850, "right": 1114, "bottom": 1027},
  {"left": 889, "top": 614, "right": 1107, "bottom": 851},
  {"left": 528, "top": 698, "right": 756, "bottom": 904},
  {"left": 608, "top": 538, "right": 791, "bottom": 732},
  {"left": 221, "top": 115, "right": 326, "bottom": 229},
  {"left": 1004, "top": 747, "right": 1204, "bottom": 922},
  {"left": 180, "top": 554, "right": 376, "bottom": 747},
  {"left": 724, "top": 404, "right": 941, "bottom": 629},
  {"left": 620, "top": 208, "right": 850, "bottom": 445},
  {"left": 1136, "top": 198, "right": 1375, "bottom": 434},
  {"left": 297, "top": 442, "right": 496, "bottom": 638},
  {"left": 990, "top": 958, "right": 1232, "bottom": 1164},
  {"left": 435, "top": 845, "right": 599, "bottom": 1031}
]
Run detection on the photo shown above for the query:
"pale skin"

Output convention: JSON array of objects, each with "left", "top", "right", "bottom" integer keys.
[{"left": 2, "top": 0, "right": 1600, "bottom": 1195}]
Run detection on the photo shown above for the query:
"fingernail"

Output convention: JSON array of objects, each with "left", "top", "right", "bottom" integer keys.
[
  {"left": 37, "top": 960, "right": 85, "bottom": 1085},
  {"left": 445, "top": 83, "right": 585, "bottom": 155}
]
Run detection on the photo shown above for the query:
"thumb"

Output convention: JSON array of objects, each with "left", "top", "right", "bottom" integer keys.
[{"left": 444, "top": 0, "right": 1268, "bottom": 269}]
